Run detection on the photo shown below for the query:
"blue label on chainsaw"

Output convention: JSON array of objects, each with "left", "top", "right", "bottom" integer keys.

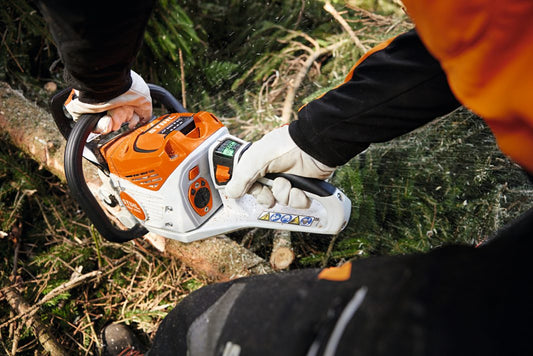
[
  {"left": 258, "top": 212, "right": 316, "bottom": 227},
  {"left": 270, "top": 213, "right": 282, "bottom": 222}
]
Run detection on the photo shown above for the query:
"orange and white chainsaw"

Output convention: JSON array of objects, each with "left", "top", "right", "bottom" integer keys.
[{"left": 51, "top": 85, "right": 351, "bottom": 243}]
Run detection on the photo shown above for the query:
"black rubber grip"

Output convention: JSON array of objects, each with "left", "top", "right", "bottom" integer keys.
[
  {"left": 50, "top": 87, "right": 75, "bottom": 140},
  {"left": 64, "top": 113, "right": 148, "bottom": 243},
  {"left": 148, "top": 84, "right": 187, "bottom": 113},
  {"left": 264, "top": 173, "right": 336, "bottom": 197}
]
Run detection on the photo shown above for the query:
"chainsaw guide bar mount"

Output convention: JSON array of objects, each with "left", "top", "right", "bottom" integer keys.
[{"left": 50, "top": 85, "right": 352, "bottom": 243}]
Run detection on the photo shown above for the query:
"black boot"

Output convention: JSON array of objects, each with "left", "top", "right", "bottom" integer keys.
[{"left": 101, "top": 323, "right": 145, "bottom": 356}]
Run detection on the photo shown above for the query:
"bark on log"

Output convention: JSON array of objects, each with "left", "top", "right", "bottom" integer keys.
[
  {"left": 0, "top": 82, "right": 272, "bottom": 281},
  {"left": 0, "top": 82, "right": 66, "bottom": 180}
]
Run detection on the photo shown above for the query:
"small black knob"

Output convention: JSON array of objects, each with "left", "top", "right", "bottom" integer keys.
[{"left": 194, "top": 187, "right": 210, "bottom": 209}]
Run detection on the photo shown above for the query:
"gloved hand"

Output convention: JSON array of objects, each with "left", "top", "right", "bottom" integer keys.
[
  {"left": 225, "top": 125, "right": 336, "bottom": 209},
  {"left": 65, "top": 71, "right": 152, "bottom": 134}
]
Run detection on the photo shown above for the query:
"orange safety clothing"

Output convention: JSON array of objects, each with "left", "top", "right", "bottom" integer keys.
[{"left": 403, "top": 0, "right": 533, "bottom": 173}]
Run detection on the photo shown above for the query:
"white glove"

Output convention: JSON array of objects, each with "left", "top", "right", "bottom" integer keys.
[
  {"left": 65, "top": 70, "right": 152, "bottom": 134},
  {"left": 225, "top": 125, "right": 336, "bottom": 209}
]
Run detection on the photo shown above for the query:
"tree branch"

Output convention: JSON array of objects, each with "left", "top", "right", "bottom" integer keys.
[
  {"left": 324, "top": 1, "right": 368, "bottom": 53},
  {"left": 280, "top": 40, "right": 347, "bottom": 124},
  {"left": 3, "top": 286, "right": 68, "bottom": 356}
]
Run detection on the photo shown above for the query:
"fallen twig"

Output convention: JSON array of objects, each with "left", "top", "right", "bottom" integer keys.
[
  {"left": 11, "top": 322, "right": 23, "bottom": 356},
  {"left": 10, "top": 222, "right": 22, "bottom": 279},
  {"left": 321, "top": 233, "right": 339, "bottom": 268},
  {"left": 324, "top": 1, "right": 368, "bottom": 53},
  {"left": 179, "top": 48, "right": 187, "bottom": 108},
  {"left": 0, "top": 270, "right": 101, "bottom": 329},
  {"left": 280, "top": 40, "right": 347, "bottom": 123},
  {"left": 3, "top": 286, "right": 68, "bottom": 356},
  {"left": 240, "top": 228, "right": 260, "bottom": 248}
]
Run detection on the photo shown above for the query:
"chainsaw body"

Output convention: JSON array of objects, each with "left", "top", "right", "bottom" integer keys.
[{"left": 51, "top": 85, "right": 351, "bottom": 243}]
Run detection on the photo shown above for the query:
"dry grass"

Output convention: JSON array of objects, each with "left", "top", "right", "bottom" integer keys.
[
  {"left": 0, "top": 139, "right": 206, "bottom": 354},
  {"left": 224, "top": 3, "right": 412, "bottom": 141}
]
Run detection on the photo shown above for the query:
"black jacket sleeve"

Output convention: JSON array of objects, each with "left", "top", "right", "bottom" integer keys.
[
  {"left": 289, "top": 29, "right": 461, "bottom": 167},
  {"left": 38, "top": 0, "right": 155, "bottom": 103}
]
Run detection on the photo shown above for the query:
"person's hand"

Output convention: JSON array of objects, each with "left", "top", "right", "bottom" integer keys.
[
  {"left": 65, "top": 71, "right": 152, "bottom": 134},
  {"left": 225, "top": 125, "right": 336, "bottom": 209}
]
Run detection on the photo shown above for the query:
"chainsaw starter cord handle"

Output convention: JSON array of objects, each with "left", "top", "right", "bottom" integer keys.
[{"left": 64, "top": 113, "right": 148, "bottom": 243}]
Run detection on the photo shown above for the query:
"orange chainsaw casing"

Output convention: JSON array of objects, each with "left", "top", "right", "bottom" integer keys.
[{"left": 100, "top": 111, "right": 224, "bottom": 191}]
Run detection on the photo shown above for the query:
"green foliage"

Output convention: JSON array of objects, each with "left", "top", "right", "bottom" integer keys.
[
  {"left": 0, "top": 0, "right": 60, "bottom": 106},
  {"left": 181, "top": 278, "right": 204, "bottom": 292},
  {"left": 137, "top": 0, "right": 203, "bottom": 97},
  {"left": 308, "top": 109, "right": 533, "bottom": 266},
  {"left": 151, "top": 0, "right": 348, "bottom": 113},
  {"left": 204, "top": 60, "right": 242, "bottom": 88}
]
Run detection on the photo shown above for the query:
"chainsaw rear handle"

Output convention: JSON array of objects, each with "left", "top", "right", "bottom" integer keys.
[
  {"left": 262, "top": 173, "right": 336, "bottom": 197},
  {"left": 50, "top": 84, "right": 187, "bottom": 141},
  {"left": 217, "top": 136, "right": 337, "bottom": 198},
  {"left": 64, "top": 113, "right": 149, "bottom": 243}
]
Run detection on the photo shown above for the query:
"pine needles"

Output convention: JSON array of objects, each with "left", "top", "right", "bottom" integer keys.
[
  {"left": 0, "top": 136, "right": 204, "bottom": 355},
  {"left": 310, "top": 109, "right": 533, "bottom": 266}
]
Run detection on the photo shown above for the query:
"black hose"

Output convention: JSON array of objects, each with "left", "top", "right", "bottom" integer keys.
[{"left": 64, "top": 113, "right": 148, "bottom": 242}]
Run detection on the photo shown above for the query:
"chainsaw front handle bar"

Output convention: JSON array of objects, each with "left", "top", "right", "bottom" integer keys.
[
  {"left": 64, "top": 113, "right": 149, "bottom": 243},
  {"left": 50, "top": 84, "right": 187, "bottom": 141}
]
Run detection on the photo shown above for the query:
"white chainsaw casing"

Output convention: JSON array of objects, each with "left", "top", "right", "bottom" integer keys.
[{"left": 102, "top": 127, "right": 352, "bottom": 242}]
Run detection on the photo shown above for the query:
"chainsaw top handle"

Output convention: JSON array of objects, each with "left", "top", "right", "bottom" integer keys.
[{"left": 64, "top": 113, "right": 149, "bottom": 243}]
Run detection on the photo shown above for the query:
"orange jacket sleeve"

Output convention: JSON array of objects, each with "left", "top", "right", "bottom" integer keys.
[{"left": 402, "top": 0, "right": 533, "bottom": 173}]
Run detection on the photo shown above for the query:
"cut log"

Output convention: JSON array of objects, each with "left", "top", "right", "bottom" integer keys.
[
  {"left": 270, "top": 230, "right": 295, "bottom": 270},
  {"left": 167, "top": 236, "right": 272, "bottom": 281},
  {"left": 0, "top": 82, "right": 66, "bottom": 180},
  {"left": 0, "top": 82, "right": 272, "bottom": 281}
]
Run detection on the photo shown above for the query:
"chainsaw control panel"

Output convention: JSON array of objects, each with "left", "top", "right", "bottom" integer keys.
[
  {"left": 188, "top": 177, "right": 213, "bottom": 216},
  {"left": 212, "top": 139, "right": 243, "bottom": 185}
]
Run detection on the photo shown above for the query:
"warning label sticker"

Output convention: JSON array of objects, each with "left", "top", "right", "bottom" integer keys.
[{"left": 258, "top": 212, "right": 316, "bottom": 227}]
